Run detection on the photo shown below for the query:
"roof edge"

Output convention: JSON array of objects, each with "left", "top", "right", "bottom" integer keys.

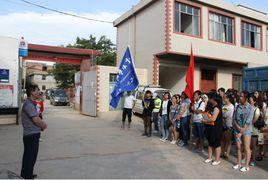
[{"left": 113, "top": 0, "right": 158, "bottom": 27}]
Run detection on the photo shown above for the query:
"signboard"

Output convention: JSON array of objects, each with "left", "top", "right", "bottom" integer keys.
[
  {"left": 19, "top": 37, "right": 28, "bottom": 57},
  {"left": 0, "top": 85, "right": 13, "bottom": 107},
  {"left": 0, "top": 69, "right": 9, "bottom": 83}
]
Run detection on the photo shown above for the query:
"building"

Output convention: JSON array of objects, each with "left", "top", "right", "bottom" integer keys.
[
  {"left": 114, "top": 0, "right": 268, "bottom": 93},
  {"left": 26, "top": 62, "right": 57, "bottom": 91}
]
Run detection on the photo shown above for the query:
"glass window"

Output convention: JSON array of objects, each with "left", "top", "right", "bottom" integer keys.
[
  {"left": 42, "top": 75, "right": 46, "bottom": 80},
  {"left": 241, "top": 22, "right": 261, "bottom": 49},
  {"left": 209, "top": 12, "right": 234, "bottom": 43},
  {"left": 42, "top": 85, "right": 46, "bottom": 91},
  {"left": 42, "top": 66, "right": 47, "bottom": 71},
  {"left": 233, "top": 74, "right": 242, "bottom": 92},
  {"left": 175, "top": 2, "right": 201, "bottom": 36},
  {"left": 109, "top": 74, "right": 118, "bottom": 83}
]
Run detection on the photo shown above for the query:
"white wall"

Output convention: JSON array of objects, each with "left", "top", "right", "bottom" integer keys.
[
  {"left": 0, "top": 36, "right": 19, "bottom": 107},
  {"left": 30, "top": 74, "right": 57, "bottom": 90},
  {"left": 97, "top": 66, "right": 148, "bottom": 112},
  {"left": 116, "top": 0, "right": 166, "bottom": 84}
]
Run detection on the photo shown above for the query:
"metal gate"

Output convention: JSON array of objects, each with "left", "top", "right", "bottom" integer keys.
[{"left": 82, "top": 71, "right": 97, "bottom": 117}]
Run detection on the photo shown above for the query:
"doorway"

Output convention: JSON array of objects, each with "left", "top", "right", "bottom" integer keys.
[{"left": 200, "top": 69, "right": 217, "bottom": 93}]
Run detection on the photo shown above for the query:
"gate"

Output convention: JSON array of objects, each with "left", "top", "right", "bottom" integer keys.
[{"left": 82, "top": 71, "right": 97, "bottom": 117}]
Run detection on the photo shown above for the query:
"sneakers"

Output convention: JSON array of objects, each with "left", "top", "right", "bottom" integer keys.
[
  {"left": 195, "top": 149, "right": 205, "bottom": 154},
  {"left": 142, "top": 133, "right": 148, "bottom": 136},
  {"left": 240, "top": 167, "right": 250, "bottom": 172},
  {"left": 233, "top": 164, "right": 250, "bottom": 172},
  {"left": 170, "top": 141, "right": 176, "bottom": 145},
  {"left": 250, "top": 162, "right": 255, "bottom": 167},
  {"left": 212, "top": 161, "right": 221, "bottom": 166},
  {"left": 204, "top": 159, "right": 213, "bottom": 164},
  {"left": 233, "top": 164, "right": 242, "bottom": 170}
]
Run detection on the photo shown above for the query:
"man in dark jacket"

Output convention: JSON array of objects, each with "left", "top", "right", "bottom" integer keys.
[{"left": 142, "top": 90, "right": 154, "bottom": 137}]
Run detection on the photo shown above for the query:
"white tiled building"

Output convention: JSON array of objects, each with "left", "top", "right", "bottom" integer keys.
[{"left": 114, "top": 0, "right": 268, "bottom": 93}]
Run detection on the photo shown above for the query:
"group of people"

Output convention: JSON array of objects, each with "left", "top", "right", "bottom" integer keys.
[{"left": 122, "top": 88, "right": 268, "bottom": 172}]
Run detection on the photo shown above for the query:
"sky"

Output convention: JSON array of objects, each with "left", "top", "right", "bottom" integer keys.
[{"left": 0, "top": 0, "right": 267, "bottom": 46}]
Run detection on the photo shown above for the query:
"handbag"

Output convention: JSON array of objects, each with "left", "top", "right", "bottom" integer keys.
[{"left": 253, "top": 109, "right": 265, "bottom": 130}]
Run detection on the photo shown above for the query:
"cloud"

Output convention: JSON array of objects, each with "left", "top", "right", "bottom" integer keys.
[{"left": 0, "top": 11, "right": 120, "bottom": 46}]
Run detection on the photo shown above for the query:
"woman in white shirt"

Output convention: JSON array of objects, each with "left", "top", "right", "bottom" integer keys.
[{"left": 221, "top": 94, "right": 234, "bottom": 159}]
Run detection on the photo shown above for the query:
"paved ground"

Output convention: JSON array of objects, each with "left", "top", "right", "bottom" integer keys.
[{"left": 0, "top": 101, "right": 267, "bottom": 179}]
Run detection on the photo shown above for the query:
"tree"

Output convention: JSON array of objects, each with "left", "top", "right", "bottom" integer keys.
[
  {"left": 50, "top": 35, "right": 116, "bottom": 88},
  {"left": 67, "top": 35, "right": 116, "bottom": 66},
  {"left": 49, "top": 63, "right": 80, "bottom": 89}
]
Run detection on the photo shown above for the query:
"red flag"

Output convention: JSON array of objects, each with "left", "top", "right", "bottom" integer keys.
[{"left": 184, "top": 45, "right": 195, "bottom": 103}]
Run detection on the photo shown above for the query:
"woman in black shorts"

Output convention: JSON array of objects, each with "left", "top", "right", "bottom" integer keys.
[{"left": 203, "top": 93, "right": 223, "bottom": 166}]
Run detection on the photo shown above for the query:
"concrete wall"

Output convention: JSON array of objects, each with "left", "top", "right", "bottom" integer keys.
[
  {"left": 169, "top": 1, "right": 268, "bottom": 67},
  {"left": 30, "top": 74, "right": 57, "bottom": 91},
  {"left": 158, "top": 57, "right": 242, "bottom": 93},
  {"left": 0, "top": 36, "right": 19, "bottom": 125},
  {"left": 116, "top": 0, "right": 166, "bottom": 84},
  {"left": 97, "top": 66, "right": 148, "bottom": 112}
]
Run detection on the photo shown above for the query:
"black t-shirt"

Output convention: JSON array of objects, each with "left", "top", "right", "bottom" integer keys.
[{"left": 142, "top": 98, "right": 154, "bottom": 117}]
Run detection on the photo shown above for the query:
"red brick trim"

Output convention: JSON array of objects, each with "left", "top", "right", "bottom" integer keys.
[
  {"left": 96, "top": 66, "right": 100, "bottom": 112},
  {"left": 153, "top": 56, "right": 160, "bottom": 85},
  {"left": 165, "top": 0, "right": 172, "bottom": 52}
]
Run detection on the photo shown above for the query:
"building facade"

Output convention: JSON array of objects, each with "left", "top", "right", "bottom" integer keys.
[
  {"left": 114, "top": 0, "right": 268, "bottom": 93},
  {"left": 26, "top": 62, "right": 57, "bottom": 91}
]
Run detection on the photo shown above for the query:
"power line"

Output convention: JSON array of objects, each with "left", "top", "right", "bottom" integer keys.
[{"left": 18, "top": 0, "right": 113, "bottom": 24}]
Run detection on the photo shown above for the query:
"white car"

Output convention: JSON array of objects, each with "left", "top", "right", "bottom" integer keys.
[{"left": 133, "top": 86, "right": 171, "bottom": 115}]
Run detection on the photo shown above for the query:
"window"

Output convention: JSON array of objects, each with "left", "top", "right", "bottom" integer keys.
[
  {"left": 42, "top": 85, "right": 46, "bottom": 90},
  {"left": 42, "top": 66, "right": 47, "bottom": 71},
  {"left": 209, "top": 12, "right": 234, "bottom": 43},
  {"left": 42, "top": 75, "right": 46, "bottom": 80},
  {"left": 233, "top": 74, "right": 242, "bottom": 92},
  {"left": 241, "top": 21, "right": 261, "bottom": 49},
  {"left": 175, "top": 2, "right": 201, "bottom": 36},
  {"left": 109, "top": 74, "right": 118, "bottom": 83}
]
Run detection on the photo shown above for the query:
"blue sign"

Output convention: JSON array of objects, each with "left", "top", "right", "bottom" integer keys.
[
  {"left": 110, "top": 47, "right": 139, "bottom": 108},
  {"left": 19, "top": 38, "right": 28, "bottom": 57},
  {"left": 0, "top": 69, "right": 9, "bottom": 83}
]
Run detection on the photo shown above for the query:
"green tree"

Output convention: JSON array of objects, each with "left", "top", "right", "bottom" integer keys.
[
  {"left": 67, "top": 35, "right": 116, "bottom": 66},
  {"left": 49, "top": 64, "right": 80, "bottom": 89}
]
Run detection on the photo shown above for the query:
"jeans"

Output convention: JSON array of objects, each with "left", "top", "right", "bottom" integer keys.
[
  {"left": 122, "top": 108, "right": 132, "bottom": 123},
  {"left": 180, "top": 116, "right": 190, "bottom": 144},
  {"left": 21, "top": 133, "right": 40, "bottom": 179},
  {"left": 160, "top": 115, "right": 169, "bottom": 139},
  {"left": 193, "top": 122, "right": 205, "bottom": 139},
  {"left": 152, "top": 112, "right": 159, "bottom": 131}
]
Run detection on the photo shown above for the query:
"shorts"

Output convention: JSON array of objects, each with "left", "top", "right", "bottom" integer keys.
[
  {"left": 193, "top": 122, "right": 204, "bottom": 139},
  {"left": 234, "top": 130, "right": 252, "bottom": 143}
]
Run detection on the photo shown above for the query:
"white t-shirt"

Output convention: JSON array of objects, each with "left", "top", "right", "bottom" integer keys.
[
  {"left": 124, "top": 95, "right": 136, "bottom": 109},
  {"left": 222, "top": 103, "right": 234, "bottom": 128},
  {"left": 162, "top": 100, "right": 168, "bottom": 115},
  {"left": 193, "top": 99, "right": 206, "bottom": 123}
]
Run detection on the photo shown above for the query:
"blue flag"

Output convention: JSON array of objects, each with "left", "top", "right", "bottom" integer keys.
[{"left": 110, "top": 47, "right": 139, "bottom": 108}]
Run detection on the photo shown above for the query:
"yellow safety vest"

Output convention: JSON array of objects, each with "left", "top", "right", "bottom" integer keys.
[{"left": 154, "top": 98, "right": 162, "bottom": 110}]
